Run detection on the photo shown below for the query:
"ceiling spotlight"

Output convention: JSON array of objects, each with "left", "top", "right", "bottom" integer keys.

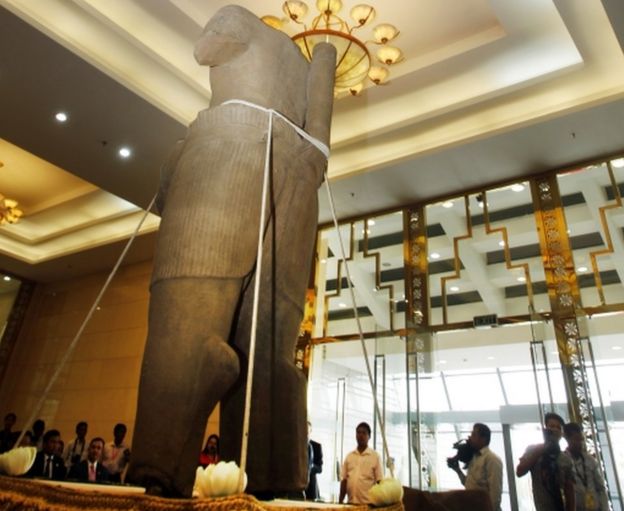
[
  {"left": 611, "top": 158, "right": 624, "bottom": 168},
  {"left": 511, "top": 183, "right": 525, "bottom": 192},
  {"left": 487, "top": 356, "right": 495, "bottom": 360},
  {"left": 118, "top": 147, "right": 132, "bottom": 158},
  {"left": 442, "top": 201, "right": 454, "bottom": 208},
  {"left": 498, "top": 240, "right": 506, "bottom": 247},
  {"left": 577, "top": 266, "right": 588, "bottom": 273},
  {"left": 449, "top": 285, "right": 459, "bottom": 292},
  {"left": 438, "top": 360, "right": 447, "bottom": 365},
  {"left": 367, "top": 219, "right": 375, "bottom": 226},
  {"left": 430, "top": 252, "right": 441, "bottom": 260},
  {"left": 3, "top": 276, "right": 10, "bottom": 282},
  {"left": 339, "top": 302, "right": 347, "bottom": 308},
  {"left": 320, "top": 258, "right": 327, "bottom": 264},
  {"left": 517, "top": 276, "right": 526, "bottom": 282},
  {"left": 55, "top": 112, "right": 68, "bottom": 122},
  {"left": 612, "top": 346, "right": 622, "bottom": 351}
]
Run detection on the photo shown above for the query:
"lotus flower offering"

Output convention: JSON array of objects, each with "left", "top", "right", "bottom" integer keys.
[
  {"left": 0, "top": 446, "right": 37, "bottom": 476},
  {"left": 194, "top": 461, "right": 247, "bottom": 498},
  {"left": 368, "top": 477, "right": 404, "bottom": 506}
]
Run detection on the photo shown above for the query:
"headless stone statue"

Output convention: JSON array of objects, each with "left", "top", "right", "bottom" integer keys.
[{"left": 126, "top": 5, "right": 335, "bottom": 498}]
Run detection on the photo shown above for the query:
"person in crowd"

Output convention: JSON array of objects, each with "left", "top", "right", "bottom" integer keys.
[
  {"left": 102, "top": 423, "right": 131, "bottom": 483},
  {"left": 563, "top": 422, "right": 609, "bottom": 511},
  {"left": 517, "top": 412, "right": 575, "bottom": 511},
  {"left": 339, "top": 422, "right": 382, "bottom": 505},
  {"left": 68, "top": 437, "right": 110, "bottom": 483},
  {"left": 19, "top": 430, "right": 34, "bottom": 447},
  {"left": 305, "top": 421, "right": 323, "bottom": 501},
  {"left": 55, "top": 439, "right": 65, "bottom": 459},
  {"left": 448, "top": 423, "right": 503, "bottom": 511},
  {"left": 64, "top": 421, "right": 88, "bottom": 470},
  {"left": 31, "top": 419, "right": 45, "bottom": 451},
  {"left": 198, "top": 434, "right": 220, "bottom": 467},
  {"left": 26, "top": 429, "right": 67, "bottom": 480},
  {"left": 0, "top": 412, "right": 18, "bottom": 453}
]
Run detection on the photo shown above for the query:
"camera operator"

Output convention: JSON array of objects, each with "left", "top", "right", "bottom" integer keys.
[
  {"left": 516, "top": 412, "right": 575, "bottom": 511},
  {"left": 447, "top": 423, "right": 503, "bottom": 511}
]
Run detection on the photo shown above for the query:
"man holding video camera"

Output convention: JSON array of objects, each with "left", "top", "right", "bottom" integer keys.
[
  {"left": 516, "top": 412, "right": 575, "bottom": 511},
  {"left": 447, "top": 423, "right": 503, "bottom": 511}
]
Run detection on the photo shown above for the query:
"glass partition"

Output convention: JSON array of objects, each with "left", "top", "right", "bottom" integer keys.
[
  {"left": 315, "top": 211, "right": 405, "bottom": 339},
  {"left": 308, "top": 154, "right": 624, "bottom": 509}
]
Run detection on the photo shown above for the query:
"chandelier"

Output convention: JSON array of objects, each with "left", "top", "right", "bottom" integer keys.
[
  {"left": 262, "top": 1, "right": 402, "bottom": 96},
  {"left": 0, "top": 163, "right": 23, "bottom": 225}
]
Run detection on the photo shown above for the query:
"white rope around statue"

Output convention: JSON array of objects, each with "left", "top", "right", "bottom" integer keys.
[
  {"left": 14, "top": 194, "right": 157, "bottom": 450},
  {"left": 236, "top": 107, "right": 273, "bottom": 494},
  {"left": 322, "top": 172, "right": 396, "bottom": 479},
  {"left": 231, "top": 96, "right": 395, "bottom": 487}
]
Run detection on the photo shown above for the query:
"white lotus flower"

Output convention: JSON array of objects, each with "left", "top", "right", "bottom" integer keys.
[
  {"left": 368, "top": 477, "right": 404, "bottom": 506},
  {"left": 194, "top": 461, "right": 247, "bottom": 498},
  {"left": 0, "top": 446, "right": 37, "bottom": 476}
]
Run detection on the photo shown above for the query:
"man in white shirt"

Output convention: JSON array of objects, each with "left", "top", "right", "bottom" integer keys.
[
  {"left": 102, "top": 423, "right": 131, "bottom": 483},
  {"left": 339, "top": 422, "right": 383, "bottom": 504},
  {"left": 448, "top": 423, "right": 504, "bottom": 511},
  {"left": 64, "top": 421, "right": 88, "bottom": 470}
]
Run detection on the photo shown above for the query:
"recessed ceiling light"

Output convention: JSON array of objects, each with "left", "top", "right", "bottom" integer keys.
[
  {"left": 442, "top": 201, "right": 454, "bottom": 208},
  {"left": 438, "top": 360, "right": 447, "bottom": 365},
  {"left": 517, "top": 276, "right": 526, "bottom": 282},
  {"left": 430, "top": 252, "right": 441, "bottom": 259},
  {"left": 320, "top": 258, "right": 327, "bottom": 264},
  {"left": 612, "top": 346, "right": 622, "bottom": 351},
  {"left": 3, "top": 276, "right": 10, "bottom": 282},
  {"left": 55, "top": 112, "right": 68, "bottom": 122},
  {"left": 611, "top": 158, "right": 624, "bottom": 168},
  {"left": 487, "top": 356, "right": 495, "bottom": 360},
  {"left": 367, "top": 219, "right": 375, "bottom": 226},
  {"left": 498, "top": 240, "right": 505, "bottom": 247},
  {"left": 339, "top": 303, "right": 347, "bottom": 308},
  {"left": 511, "top": 183, "right": 525, "bottom": 192},
  {"left": 449, "top": 285, "right": 459, "bottom": 292},
  {"left": 118, "top": 147, "right": 132, "bottom": 158},
  {"left": 577, "top": 266, "right": 588, "bottom": 273}
]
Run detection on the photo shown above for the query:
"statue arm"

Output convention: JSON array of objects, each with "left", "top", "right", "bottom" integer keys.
[{"left": 304, "top": 42, "right": 336, "bottom": 148}]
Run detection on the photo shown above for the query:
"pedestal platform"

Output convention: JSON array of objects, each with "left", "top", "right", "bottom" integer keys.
[{"left": 0, "top": 476, "right": 404, "bottom": 511}]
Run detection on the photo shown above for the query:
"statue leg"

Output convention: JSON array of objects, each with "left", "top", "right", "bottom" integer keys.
[
  {"left": 128, "top": 277, "right": 242, "bottom": 497},
  {"left": 220, "top": 164, "right": 318, "bottom": 495}
]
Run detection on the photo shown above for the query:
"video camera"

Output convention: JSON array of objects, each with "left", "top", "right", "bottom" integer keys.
[{"left": 446, "top": 438, "right": 474, "bottom": 469}]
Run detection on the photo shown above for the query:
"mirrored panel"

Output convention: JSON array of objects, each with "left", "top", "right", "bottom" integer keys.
[
  {"left": 427, "top": 183, "right": 547, "bottom": 326},
  {"left": 315, "top": 211, "right": 405, "bottom": 338},
  {"left": 557, "top": 158, "right": 624, "bottom": 308}
]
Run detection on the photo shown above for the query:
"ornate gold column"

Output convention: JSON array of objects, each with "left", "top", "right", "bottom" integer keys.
[
  {"left": 531, "top": 174, "right": 588, "bottom": 426},
  {"left": 404, "top": 205, "right": 433, "bottom": 488}
]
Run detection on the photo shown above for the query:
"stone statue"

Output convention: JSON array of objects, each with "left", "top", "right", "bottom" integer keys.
[{"left": 126, "top": 4, "right": 336, "bottom": 498}]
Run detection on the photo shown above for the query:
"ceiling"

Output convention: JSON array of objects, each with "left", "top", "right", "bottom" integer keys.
[{"left": 1, "top": 0, "right": 624, "bottom": 283}]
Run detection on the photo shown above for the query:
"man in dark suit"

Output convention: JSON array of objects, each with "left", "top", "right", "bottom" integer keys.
[
  {"left": 305, "top": 421, "right": 323, "bottom": 501},
  {"left": 26, "top": 429, "right": 67, "bottom": 480},
  {"left": 68, "top": 437, "right": 109, "bottom": 483}
]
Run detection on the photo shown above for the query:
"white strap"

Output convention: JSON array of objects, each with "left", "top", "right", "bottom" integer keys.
[{"left": 220, "top": 99, "right": 330, "bottom": 159}]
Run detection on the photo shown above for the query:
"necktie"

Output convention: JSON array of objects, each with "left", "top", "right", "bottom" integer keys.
[
  {"left": 89, "top": 463, "right": 96, "bottom": 482},
  {"left": 44, "top": 456, "right": 52, "bottom": 478}
]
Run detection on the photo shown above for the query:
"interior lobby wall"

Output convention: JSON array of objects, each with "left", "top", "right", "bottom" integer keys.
[{"left": 0, "top": 259, "right": 219, "bottom": 450}]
